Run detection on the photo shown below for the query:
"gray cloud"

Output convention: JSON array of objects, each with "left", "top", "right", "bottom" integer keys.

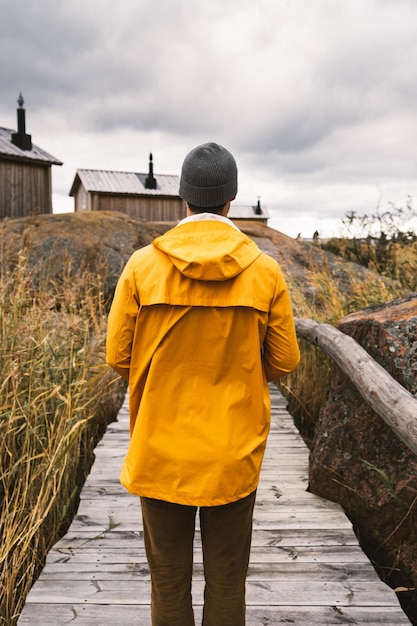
[{"left": 1, "top": 0, "right": 417, "bottom": 237}]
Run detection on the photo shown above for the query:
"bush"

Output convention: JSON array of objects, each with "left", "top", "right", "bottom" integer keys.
[{"left": 321, "top": 200, "right": 417, "bottom": 291}]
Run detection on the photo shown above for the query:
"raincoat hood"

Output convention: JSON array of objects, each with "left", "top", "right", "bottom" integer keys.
[{"left": 152, "top": 221, "right": 262, "bottom": 281}]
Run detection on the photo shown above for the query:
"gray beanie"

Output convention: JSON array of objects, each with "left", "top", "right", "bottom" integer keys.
[{"left": 179, "top": 142, "right": 238, "bottom": 207}]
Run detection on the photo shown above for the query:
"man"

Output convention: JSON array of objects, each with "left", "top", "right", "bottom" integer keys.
[{"left": 106, "top": 142, "right": 300, "bottom": 625}]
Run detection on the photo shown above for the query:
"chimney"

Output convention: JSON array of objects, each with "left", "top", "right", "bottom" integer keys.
[
  {"left": 145, "top": 152, "right": 157, "bottom": 189},
  {"left": 11, "top": 93, "right": 32, "bottom": 151},
  {"left": 254, "top": 199, "right": 262, "bottom": 215}
]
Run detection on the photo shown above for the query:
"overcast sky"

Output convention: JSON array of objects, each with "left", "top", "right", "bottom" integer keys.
[{"left": 1, "top": 0, "right": 417, "bottom": 238}]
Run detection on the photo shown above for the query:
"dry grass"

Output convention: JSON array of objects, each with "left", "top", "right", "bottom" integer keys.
[
  {"left": 0, "top": 253, "right": 120, "bottom": 625},
  {"left": 322, "top": 237, "right": 417, "bottom": 292}
]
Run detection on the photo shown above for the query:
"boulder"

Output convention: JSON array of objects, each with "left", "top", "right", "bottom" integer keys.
[
  {"left": 309, "top": 293, "right": 417, "bottom": 622},
  {"left": 0, "top": 211, "right": 398, "bottom": 311},
  {"left": 0, "top": 211, "right": 172, "bottom": 305}
]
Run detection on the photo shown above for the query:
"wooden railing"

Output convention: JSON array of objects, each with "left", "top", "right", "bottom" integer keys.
[{"left": 295, "top": 317, "right": 417, "bottom": 456}]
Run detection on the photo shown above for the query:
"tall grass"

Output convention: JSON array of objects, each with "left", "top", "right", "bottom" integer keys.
[
  {"left": 322, "top": 237, "right": 417, "bottom": 292},
  {"left": 279, "top": 251, "right": 406, "bottom": 444},
  {"left": 0, "top": 252, "right": 122, "bottom": 625}
]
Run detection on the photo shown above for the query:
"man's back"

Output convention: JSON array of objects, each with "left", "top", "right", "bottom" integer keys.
[{"left": 107, "top": 218, "right": 299, "bottom": 506}]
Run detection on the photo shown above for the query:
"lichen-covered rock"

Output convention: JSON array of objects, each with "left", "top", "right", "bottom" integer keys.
[
  {"left": 0, "top": 211, "right": 399, "bottom": 313},
  {"left": 309, "top": 293, "right": 417, "bottom": 622},
  {"left": 339, "top": 293, "right": 417, "bottom": 393},
  {"left": 0, "top": 211, "right": 172, "bottom": 305}
]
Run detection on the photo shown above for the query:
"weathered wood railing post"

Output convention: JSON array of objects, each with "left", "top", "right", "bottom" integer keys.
[{"left": 294, "top": 317, "right": 417, "bottom": 456}]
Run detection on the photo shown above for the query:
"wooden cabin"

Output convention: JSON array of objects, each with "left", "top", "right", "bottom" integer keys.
[
  {"left": 69, "top": 154, "right": 269, "bottom": 225},
  {"left": 69, "top": 154, "right": 186, "bottom": 222},
  {"left": 0, "top": 95, "right": 62, "bottom": 220}
]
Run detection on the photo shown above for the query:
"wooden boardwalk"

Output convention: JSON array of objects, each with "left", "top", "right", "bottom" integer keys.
[{"left": 19, "top": 385, "right": 409, "bottom": 625}]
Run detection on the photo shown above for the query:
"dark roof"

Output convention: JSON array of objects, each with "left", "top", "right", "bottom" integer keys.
[
  {"left": 0, "top": 127, "right": 62, "bottom": 166},
  {"left": 69, "top": 168, "right": 180, "bottom": 197}
]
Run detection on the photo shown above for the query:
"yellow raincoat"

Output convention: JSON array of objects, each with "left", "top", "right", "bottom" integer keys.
[{"left": 106, "top": 219, "right": 300, "bottom": 506}]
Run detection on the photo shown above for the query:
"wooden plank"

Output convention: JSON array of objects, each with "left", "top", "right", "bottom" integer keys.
[
  {"left": 36, "top": 562, "right": 381, "bottom": 582},
  {"left": 18, "top": 385, "right": 409, "bottom": 625},
  {"left": 43, "top": 547, "right": 371, "bottom": 568},
  {"left": 55, "top": 527, "right": 362, "bottom": 548},
  {"left": 18, "top": 604, "right": 408, "bottom": 625},
  {"left": 17, "top": 578, "right": 404, "bottom": 606}
]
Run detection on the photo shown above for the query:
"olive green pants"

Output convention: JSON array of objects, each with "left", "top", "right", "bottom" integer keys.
[{"left": 140, "top": 491, "right": 256, "bottom": 626}]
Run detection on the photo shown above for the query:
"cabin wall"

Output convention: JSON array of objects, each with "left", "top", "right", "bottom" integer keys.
[
  {"left": 89, "top": 193, "right": 186, "bottom": 221},
  {"left": 73, "top": 184, "right": 90, "bottom": 212},
  {"left": 0, "top": 159, "right": 52, "bottom": 219}
]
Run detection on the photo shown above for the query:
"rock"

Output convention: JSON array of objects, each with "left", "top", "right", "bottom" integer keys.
[
  {"left": 0, "top": 211, "right": 398, "bottom": 311},
  {"left": 309, "top": 293, "right": 417, "bottom": 622},
  {"left": 338, "top": 293, "right": 417, "bottom": 393},
  {"left": 0, "top": 211, "right": 172, "bottom": 305}
]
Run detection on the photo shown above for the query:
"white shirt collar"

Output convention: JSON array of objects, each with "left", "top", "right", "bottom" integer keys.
[{"left": 177, "top": 212, "right": 239, "bottom": 230}]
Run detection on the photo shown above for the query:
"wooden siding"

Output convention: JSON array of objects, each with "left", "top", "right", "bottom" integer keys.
[
  {"left": 88, "top": 192, "right": 186, "bottom": 222},
  {"left": 0, "top": 159, "right": 52, "bottom": 219},
  {"left": 73, "top": 183, "right": 90, "bottom": 212},
  {"left": 18, "top": 385, "right": 408, "bottom": 625}
]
